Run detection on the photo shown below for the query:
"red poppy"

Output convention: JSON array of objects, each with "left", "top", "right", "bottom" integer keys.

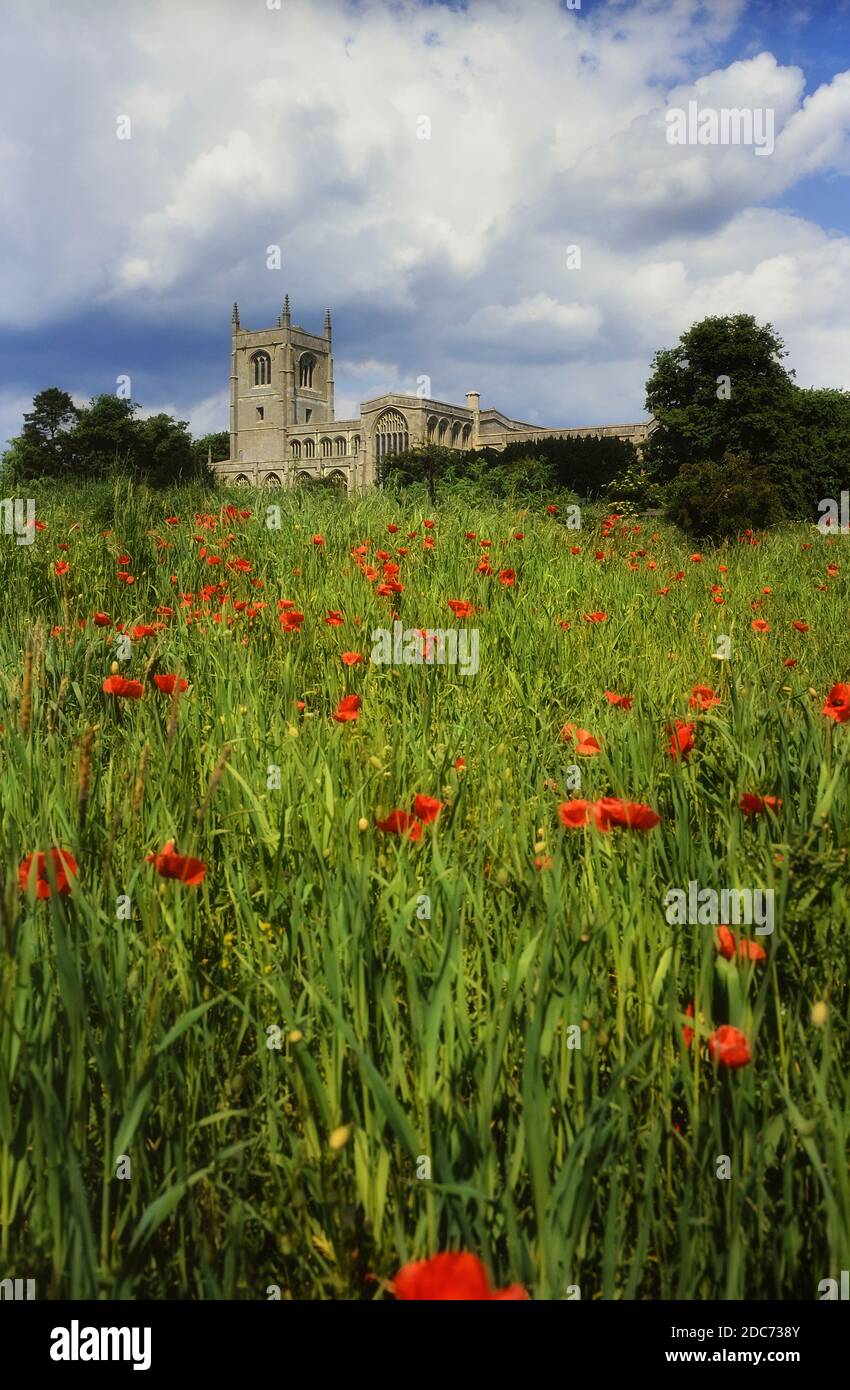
[
  {"left": 791, "top": 621, "right": 809, "bottom": 633},
  {"left": 546, "top": 504, "right": 558, "bottom": 515},
  {"left": 708, "top": 1025, "right": 752, "bottom": 1069},
  {"left": 393, "top": 1252, "right": 527, "bottom": 1301},
  {"left": 594, "top": 797, "right": 661, "bottom": 831},
  {"left": 375, "top": 810, "right": 422, "bottom": 841},
  {"left": 448, "top": 600, "right": 474, "bottom": 618},
  {"left": 739, "top": 793, "right": 781, "bottom": 816},
  {"left": 93, "top": 611, "right": 111, "bottom": 627},
  {"left": 145, "top": 841, "right": 206, "bottom": 886},
  {"left": 561, "top": 724, "right": 601, "bottom": 756},
  {"left": 312, "top": 534, "right": 325, "bottom": 546},
  {"left": 604, "top": 691, "right": 632, "bottom": 709},
  {"left": 102, "top": 675, "right": 144, "bottom": 699},
  {"left": 558, "top": 797, "right": 660, "bottom": 831},
  {"left": 668, "top": 720, "right": 695, "bottom": 760},
  {"left": 784, "top": 658, "right": 797, "bottom": 667},
  {"left": 822, "top": 682, "right": 850, "bottom": 724},
  {"left": 423, "top": 519, "right": 435, "bottom": 530},
  {"left": 689, "top": 685, "right": 720, "bottom": 711},
  {"left": 279, "top": 610, "right": 305, "bottom": 632},
  {"left": 716, "top": 925, "right": 767, "bottom": 963},
  {"left": 333, "top": 693, "right": 361, "bottom": 723},
  {"left": 387, "top": 524, "right": 399, "bottom": 533},
  {"left": 413, "top": 794, "right": 443, "bottom": 824},
  {"left": 498, "top": 569, "right": 516, "bottom": 586},
  {"left": 583, "top": 611, "right": 607, "bottom": 623},
  {"left": 682, "top": 1002, "right": 694, "bottom": 1049},
  {"left": 153, "top": 674, "right": 189, "bottom": 695},
  {"left": 341, "top": 652, "right": 363, "bottom": 666},
  {"left": 475, "top": 559, "right": 492, "bottom": 575},
  {"left": 18, "top": 848, "right": 78, "bottom": 899},
  {"left": 751, "top": 619, "right": 770, "bottom": 633},
  {"left": 54, "top": 560, "right": 69, "bottom": 577},
  {"left": 325, "top": 610, "right": 344, "bottom": 626}
]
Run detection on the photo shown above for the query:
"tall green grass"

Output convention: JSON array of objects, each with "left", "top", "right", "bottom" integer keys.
[{"left": 0, "top": 478, "right": 847, "bottom": 1298}]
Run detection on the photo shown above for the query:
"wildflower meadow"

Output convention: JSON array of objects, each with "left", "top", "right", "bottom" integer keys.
[{"left": 1, "top": 479, "right": 848, "bottom": 1301}]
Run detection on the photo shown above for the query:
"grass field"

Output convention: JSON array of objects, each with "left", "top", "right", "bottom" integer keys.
[{"left": 0, "top": 479, "right": 848, "bottom": 1300}]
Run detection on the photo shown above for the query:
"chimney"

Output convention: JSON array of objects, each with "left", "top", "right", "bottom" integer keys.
[{"left": 466, "top": 391, "right": 480, "bottom": 448}]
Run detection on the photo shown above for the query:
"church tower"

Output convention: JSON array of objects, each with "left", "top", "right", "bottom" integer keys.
[{"left": 229, "top": 297, "right": 335, "bottom": 471}]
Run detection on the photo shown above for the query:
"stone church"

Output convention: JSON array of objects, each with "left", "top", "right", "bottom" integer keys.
[{"left": 214, "top": 297, "right": 652, "bottom": 489}]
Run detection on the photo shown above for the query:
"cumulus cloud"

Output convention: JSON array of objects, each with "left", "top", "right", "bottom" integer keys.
[{"left": 2, "top": 0, "right": 850, "bottom": 443}]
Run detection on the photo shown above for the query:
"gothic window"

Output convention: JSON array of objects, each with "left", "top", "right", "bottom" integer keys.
[
  {"left": 374, "top": 409, "right": 409, "bottom": 460},
  {"left": 291, "top": 440, "right": 301, "bottom": 459},
  {"left": 437, "top": 418, "right": 448, "bottom": 444},
  {"left": 234, "top": 474, "right": 250, "bottom": 486},
  {"left": 263, "top": 473, "right": 281, "bottom": 487},
  {"left": 304, "top": 439, "right": 315, "bottom": 459},
  {"left": 251, "top": 351, "right": 271, "bottom": 387},
  {"left": 350, "top": 435, "right": 360, "bottom": 455},
  {"left": 462, "top": 423, "right": 472, "bottom": 448},
  {"left": 299, "top": 354, "right": 315, "bottom": 388},
  {"left": 321, "top": 437, "right": 332, "bottom": 457},
  {"left": 326, "top": 470, "right": 347, "bottom": 490},
  {"left": 335, "top": 437, "right": 346, "bottom": 455},
  {"left": 427, "top": 416, "right": 437, "bottom": 441},
  {"left": 451, "top": 422, "right": 461, "bottom": 447}
]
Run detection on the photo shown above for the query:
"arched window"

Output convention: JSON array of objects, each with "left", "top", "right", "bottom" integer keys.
[
  {"left": 374, "top": 409, "right": 409, "bottom": 461},
  {"left": 462, "top": 423, "right": 472, "bottom": 448},
  {"left": 335, "top": 437, "right": 346, "bottom": 456},
  {"left": 263, "top": 472, "right": 281, "bottom": 487},
  {"left": 326, "top": 470, "right": 347, "bottom": 491},
  {"left": 350, "top": 435, "right": 360, "bottom": 455},
  {"left": 251, "top": 351, "right": 271, "bottom": 387},
  {"left": 451, "top": 422, "right": 461, "bottom": 447},
  {"left": 291, "top": 440, "right": 301, "bottom": 459},
  {"left": 427, "top": 416, "right": 437, "bottom": 441},
  {"left": 437, "top": 418, "right": 448, "bottom": 444},
  {"left": 304, "top": 439, "right": 315, "bottom": 459},
  {"left": 321, "top": 437, "right": 332, "bottom": 458},
  {"left": 299, "top": 354, "right": 315, "bottom": 388},
  {"left": 234, "top": 474, "right": 251, "bottom": 486}
]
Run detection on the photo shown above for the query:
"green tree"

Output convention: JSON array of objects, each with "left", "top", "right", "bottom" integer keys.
[
  {"left": 71, "top": 394, "right": 140, "bottom": 476},
  {"left": 136, "top": 413, "right": 200, "bottom": 486},
  {"left": 3, "top": 387, "right": 78, "bottom": 479},
  {"left": 191, "top": 430, "right": 230, "bottom": 467},
  {"left": 379, "top": 443, "right": 457, "bottom": 504},
  {"left": 644, "top": 315, "right": 795, "bottom": 480}
]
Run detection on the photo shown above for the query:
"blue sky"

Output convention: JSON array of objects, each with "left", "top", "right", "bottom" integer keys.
[{"left": 2, "top": 0, "right": 850, "bottom": 450}]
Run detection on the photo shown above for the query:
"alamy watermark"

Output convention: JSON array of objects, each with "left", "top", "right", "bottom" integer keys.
[
  {"left": 0, "top": 498, "right": 36, "bottom": 545},
  {"left": 818, "top": 493, "right": 850, "bottom": 533},
  {"left": 666, "top": 100, "right": 774, "bottom": 156},
  {"left": 371, "top": 621, "right": 479, "bottom": 676},
  {"left": 664, "top": 881, "right": 774, "bottom": 935}
]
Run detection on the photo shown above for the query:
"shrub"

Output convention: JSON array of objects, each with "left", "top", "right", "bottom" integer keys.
[{"left": 665, "top": 453, "right": 786, "bottom": 539}]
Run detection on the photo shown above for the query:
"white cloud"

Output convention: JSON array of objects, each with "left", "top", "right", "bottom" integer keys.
[{"left": 1, "top": 0, "right": 850, "bottom": 437}]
